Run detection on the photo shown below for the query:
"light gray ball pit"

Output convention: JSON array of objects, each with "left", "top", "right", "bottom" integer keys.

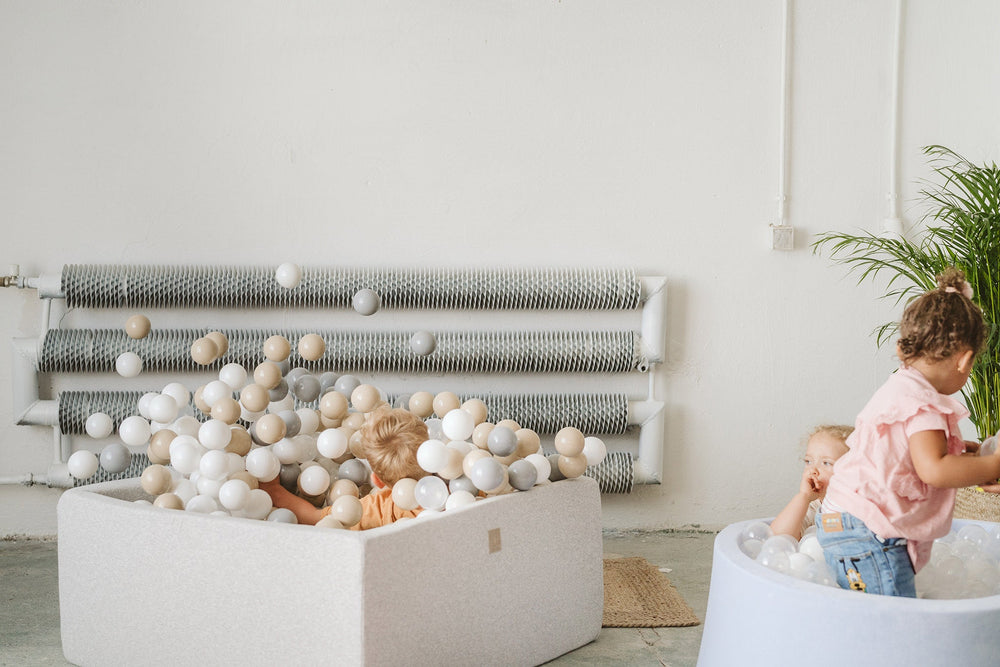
[{"left": 698, "top": 517, "right": 1000, "bottom": 666}]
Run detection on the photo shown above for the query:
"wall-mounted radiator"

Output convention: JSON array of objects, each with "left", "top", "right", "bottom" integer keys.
[{"left": 3, "top": 264, "right": 667, "bottom": 493}]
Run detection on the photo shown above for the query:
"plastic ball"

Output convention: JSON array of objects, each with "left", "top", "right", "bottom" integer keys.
[
  {"left": 124, "top": 314, "right": 151, "bottom": 339},
  {"left": 158, "top": 382, "right": 189, "bottom": 410},
  {"left": 254, "top": 414, "right": 287, "bottom": 445},
  {"left": 264, "top": 508, "right": 296, "bottom": 523},
  {"left": 469, "top": 456, "right": 506, "bottom": 493},
  {"left": 186, "top": 494, "right": 219, "bottom": 514},
  {"left": 459, "top": 398, "right": 488, "bottom": 425},
  {"left": 205, "top": 331, "right": 229, "bottom": 358},
  {"left": 522, "top": 453, "right": 550, "bottom": 485},
  {"left": 351, "top": 384, "right": 381, "bottom": 412},
  {"left": 756, "top": 548, "right": 791, "bottom": 574},
  {"left": 245, "top": 447, "right": 281, "bottom": 482},
  {"left": 408, "top": 391, "right": 434, "bottom": 418},
  {"left": 263, "top": 335, "right": 291, "bottom": 362},
  {"left": 463, "top": 449, "right": 491, "bottom": 477},
  {"left": 409, "top": 331, "right": 437, "bottom": 356},
  {"left": 330, "top": 495, "right": 363, "bottom": 527},
  {"left": 333, "top": 374, "right": 361, "bottom": 397},
  {"left": 487, "top": 426, "right": 518, "bottom": 457},
  {"left": 198, "top": 449, "right": 230, "bottom": 480},
  {"left": 85, "top": 412, "right": 114, "bottom": 439},
  {"left": 437, "top": 448, "right": 465, "bottom": 480},
  {"left": 317, "top": 394, "right": 347, "bottom": 423},
  {"left": 153, "top": 493, "right": 184, "bottom": 510},
  {"left": 442, "top": 409, "right": 475, "bottom": 442},
  {"left": 317, "top": 428, "right": 349, "bottom": 459},
  {"left": 118, "top": 415, "right": 151, "bottom": 447},
  {"left": 554, "top": 427, "right": 586, "bottom": 456},
  {"left": 316, "top": 516, "right": 346, "bottom": 529},
  {"left": 352, "top": 288, "right": 381, "bottom": 316},
  {"left": 507, "top": 459, "right": 539, "bottom": 490},
  {"left": 414, "top": 475, "right": 449, "bottom": 511},
  {"left": 239, "top": 384, "right": 269, "bottom": 413},
  {"left": 557, "top": 453, "right": 588, "bottom": 478},
  {"left": 582, "top": 436, "right": 608, "bottom": 466},
  {"left": 742, "top": 521, "right": 773, "bottom": 543},
  {"left": 445, "top": 489, "right": 476, "bottom": 510},
  {"left": 798, "top": 534, "right": 825, "bottom": 562},
  {"left": 297, "top": 334, "right": 326, "bottom": 361},
  {"left": 275, "top": 262, "right": 302, "bottom": 289},
  {"left": 285, "top": 374, "right": 316, "bottom": 403},
  {"left": 471, "top": 422, "right": 494, "bottom": 449},
  {"left": 240, "top": 489, "right": 273, "bottom": 520},
  {"left": 417, "top": 439, "right": 449, "bottom": 474},
  {"left": 432, "top": 391, "right": 460, "bottom": 418},
  {"left": 140, "top": 464, "right": 173, "bottom": 495},
  {"left": 99, "top": 442, "right": 131, "bottom": 474},
  {"left": 67, "top": 450, "right": 100, "bottom": 479},
  {"left": 115, "top": 351, "right": 143, "bottom": 378},
  {"left": 216, "top": 479, "right": 251, "bottom": 511},
  {"left": 298, "top": 465, "right": 331, "bottom": 496},
  {"left": 294, "top": 408, "right": 320, "bottom": 435},
  {"left": 201, "top": 380, "right": 233, "bottom": 410},
  {"left": 218, "top": 363, "right": 249, "bottom": 391},
  {"left": 253, "top": 362, "right": 282, "bottom": 390},
  {"left": 337, "top": 458, "right": 370, "bottom": 486},
  {"left": 448, "top": 475, "right": 478, "bottom": 496},
  {"left": 272, "top": 437, "right": 302, "bottom": 465},
  {"left": 169, "top": 439, "right": 203, "bottom": 476},
  {"left": 190, "top": 337, "right": 219, "bottom": 365},
  {"left": 145, "top": 394, "right": 177, "bottom": 424}
]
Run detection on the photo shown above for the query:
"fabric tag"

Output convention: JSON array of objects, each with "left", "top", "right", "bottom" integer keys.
[{"left": 821, "top": 513, "right": 844, "bottom": 533}]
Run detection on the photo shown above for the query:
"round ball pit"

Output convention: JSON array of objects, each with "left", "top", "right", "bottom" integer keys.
[{"left": 698, "top": 518, "right": 1000, "bottom": 666}]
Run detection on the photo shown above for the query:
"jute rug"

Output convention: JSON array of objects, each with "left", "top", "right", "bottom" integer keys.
[{"left": 602, "top": 556, "right": 700, "bottom": 628}]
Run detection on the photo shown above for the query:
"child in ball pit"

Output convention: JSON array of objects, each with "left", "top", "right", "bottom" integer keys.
[
  {"left": 817, "top": 268, "right": 1000, "bottom": 597},
  {"left": 770, "top": 424, "right": 853, "bottom": 540},
  {"left": 261, "top": 406, "right": 427, "bottom": 529}
]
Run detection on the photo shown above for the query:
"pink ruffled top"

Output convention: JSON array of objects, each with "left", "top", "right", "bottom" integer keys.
[{"left": 823, "top": 365, "right": 968, "bottom": 572}]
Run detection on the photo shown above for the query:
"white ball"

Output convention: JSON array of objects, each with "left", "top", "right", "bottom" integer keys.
[
  {"left": 417, "top": 439, "right": 448, "bottom": 474},
  {"left": 118, "top": 415, "right": 152, "bottom": 447},
  {"left": 137, "top": 392, "right": 159, "bottom": 419},
  {"left": 275, "top": 262, "right": 302, "bottom": 289},
  {"left": 298, "top": 465, "right": 331, "bottom": 496},
  {"left": 196, "top": 475, "right": 225, "bottom": 499},
  {"left": 444, "top": 489, "right": 477, "bottom": 511},
  {"left": 201, "top": 380, "right": 233, "bottom": 410},
  {"left": 172, "top": 478, "right": 197, "bottom": 504},
  {"left": 161, "top": 382, "right": 190, "bottom": 411},
  {"left": 218, "top": 363, "right": 249, "bottom": 392},
  {"left": 798, "top": 534, "right": 825, "bottom": 562},
  {"left": 582, "top": 436, "right": 608, "bottom": 466},
  {"left": 218, "top": 479, "right": 252, "bottom": 511},
  {"left": 414, "top": 475, "right": 449, "bottom": 511},
  {"left": 441, "top": 409, "right": 476, "bottom": 442},
  {"left": 272, "top": 437, "right": 302, "bottom": 465},
  {"left": 295, "top": 408, "right": 320, "bottom": 435},
  {"left": 171, "top": 415, "right": 202, "bottom": 437},
  {"left": 198, "top": 449, "right": 230, "bottom": 480},
  {"left": 185, "top": 494, "right": 219, "bottom": 514},
  {"left": 267, "top": 508, "right": 299, "bottom": 523},
  {"left": 198, "top": 419, "right": 232, "bottom": 450},
  {"left": 85, "top": 412, "right": 114, "bottom": 439},
  {"left": 242, "top": 488, "right": 273, "bottom": 520},
  {"left": 316, "top": 429, "right": 348, "bottom": 459},
  {"left": 524, "top": 453, "right": 551, "bottom": 485},
  {"left": 115, "top": 351, "right": 143, "bottom": 378},
  {"left": 67, "top": 450, "right": 99, "bottom": 479},
  {"left": 148, "top": 394, "right": 180, "bottom": 424},
  {"left": 245, "top": 447, "right": 281, "bottom": 482},
  {"left": 169, "top": 437, "right": 203, "bottom": 476}
]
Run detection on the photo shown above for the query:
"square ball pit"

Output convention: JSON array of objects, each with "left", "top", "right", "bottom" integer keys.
[{"left": 58, "top": 476, "right": 603, "bottom": 667}]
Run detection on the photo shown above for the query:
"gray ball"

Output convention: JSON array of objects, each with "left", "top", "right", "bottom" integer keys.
[
  {"left": 409, "top": 330, "right": 437, "bottom": 356},
  {"left": 99, "top": 443, "right": 131, "bottom": 474},
  {"left": 278, "top": 410, "right": 301, "bottom": 438},
  {"left": 508, "top": 459, "right": 538, "bottom": 491},
  {"left": 293, "top": 374, "right": 321, "bottom": 403},
  {"left": 487, "top": 425, "right": 518, "bottom": 457},
  {"left": 352, "top": 288, "right": 381, "bottom": 316},
  {"left": 337, "top": 458, "right": 370, "bottom": 486}
]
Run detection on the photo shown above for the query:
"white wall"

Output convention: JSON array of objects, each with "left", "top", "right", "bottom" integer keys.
[{"left": 2, "top": 0, "right": 999, "bottom": 536}]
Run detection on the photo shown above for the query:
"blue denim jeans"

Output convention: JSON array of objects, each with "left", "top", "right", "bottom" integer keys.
[{"left": 814, "top": 511, "right": 916, "bottom": 597}]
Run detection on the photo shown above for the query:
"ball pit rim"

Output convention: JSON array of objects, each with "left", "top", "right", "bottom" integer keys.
[{"left": 719, "top": 517, "right": 1000, "bottom": 609}]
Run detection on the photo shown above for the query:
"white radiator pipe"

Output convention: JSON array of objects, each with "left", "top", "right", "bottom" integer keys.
[
  {"left": 883, "top": 0, "right": 905, "bottom": 236},
  {"left": 11, "top": 337, "right": 58, "bottom": 428},
  {"left": 629, "top": 399, "right": 665, "bottom": 484},
  {"left": 640, "top": 276, "right": 667, "bottom": 365}
]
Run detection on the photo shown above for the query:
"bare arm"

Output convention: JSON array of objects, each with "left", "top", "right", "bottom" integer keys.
[
  {"left": 770, "top": 470, "right": 820, "bottom": 539},
  {"left": 259, "top": 478, "right": 327, "bottom": 525},
  {"left": 909, "top": 430, "right": 1000, "bottom": 489}
]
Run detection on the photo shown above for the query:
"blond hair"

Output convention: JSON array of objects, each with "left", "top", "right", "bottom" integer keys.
[
  {"left": 807, "top": 424, "right": 854, "bottom": 444},
  {"left": 359, "top": 407, "right": 428, "bottom": 486}
]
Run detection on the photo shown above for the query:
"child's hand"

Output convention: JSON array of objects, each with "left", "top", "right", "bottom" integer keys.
[{"left": 799, "top": 469, "right": 822, "bottom": 501}]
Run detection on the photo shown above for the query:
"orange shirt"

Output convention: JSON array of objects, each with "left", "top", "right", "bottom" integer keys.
[{"left": 321, "top": 485, "right": 422, "bottom": 530}]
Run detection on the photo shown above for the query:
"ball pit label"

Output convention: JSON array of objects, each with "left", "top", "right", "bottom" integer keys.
[{"left": 489, "top": 527, "right": 502, "bottom": 554}]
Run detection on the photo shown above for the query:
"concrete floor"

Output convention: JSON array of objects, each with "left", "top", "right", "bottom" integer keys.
[{"left": 0, "top": 529, "right": 716, "bottom": 667}]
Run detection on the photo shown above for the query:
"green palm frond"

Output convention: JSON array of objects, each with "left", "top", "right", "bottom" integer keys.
[{"left": 813, "top": 145, "right": 1000, "bottom": 439}]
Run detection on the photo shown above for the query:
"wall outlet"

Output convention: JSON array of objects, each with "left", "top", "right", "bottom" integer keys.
[{"left": 769, "top": 224, "right": 794, "bottom": 251}]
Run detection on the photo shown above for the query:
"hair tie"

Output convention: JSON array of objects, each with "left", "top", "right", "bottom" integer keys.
[{"left": 943, "top": 281, "right": 974, "bottom": 300}]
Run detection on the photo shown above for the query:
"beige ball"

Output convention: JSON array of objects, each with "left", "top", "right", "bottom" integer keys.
[
  {"left": 342, "top": 412, "right": 365, "bottom": 431},
  {"left": 472, "top": 422, "right": 494, "bottom": 450},
  {"left": 211, "top": 396, "right": 241, "bottom": 424},
  {"left": 319, "top": 391, "right": 349, "bottom": 420},
  {"left": 263, "top": 335, "right": 291, "bottom": 362},
  {"left": 124, "top": 314, "right": 151, "bottom": 340},
  {"left": 558, "top": 453, "right": 588, "bottom": 478},
  {"left": 140, "top": 464, "right": 173, "bottom": 496},
  {"left": 408, "top": 391, "right": 434, "bottom": 418},
  {"left": 328, "top": 478, "right": 360, "bottom": 502},
  {"left": 153, "top": 493, "right": 184, "bottom": 510},
  {"left": 351, "top": 384, "right": 381, "bottom": 413},
  {"left": 254, "top": 413, "right": 286, "bottom": 445},
  {"left": 460, "top": 398, "right": 488, "bottom": 425},
  {"left": 316, "top": 515, "right": 346, "bottom": 529},
  {"left": 330, "top": 495, "right": 363, "bottom": 527},
  {"left": 297, "top": 333, "right": 326, "bottom": 362},
  {"left": 190, "top": 337, "right": 218, "bottom": 366},
  {"left": 554, "top": 426, "right": 586, "bottom": 457},
  {"left": 205, "top": 331, "right": 229, "bottom": 358},
  {"left": 391, "top": 478, "right": 419, "bottom": 511},
  {"left": 515, "top": 428, "right": 541, "bottom": 457},
  {"left": 226, "top": 425, "right": 253, "bottom": 456},
  {"left": 240, "top": 383, "right": 270, "bottom": 413},
  {"left": 496, "top": 418, "right": 521, "bottom": 433},
  {"left": 433, "top": 391, "right": 461, "bottom": 418},
  {"left": 253, "top": 362, "right": 282, "bottom": 390}
]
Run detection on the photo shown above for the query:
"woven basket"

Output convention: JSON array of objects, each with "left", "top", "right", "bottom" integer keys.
[{"left": 953, "top": 486, "right": 1000, "bottom": 523}]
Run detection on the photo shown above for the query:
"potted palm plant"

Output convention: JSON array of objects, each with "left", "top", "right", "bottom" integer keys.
[
  {"left": 813, "top": 145, "right": 1000, "bottom": 519},
  {"left": 813, "top": 144, "right": 1000, "bottom": 440}
]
